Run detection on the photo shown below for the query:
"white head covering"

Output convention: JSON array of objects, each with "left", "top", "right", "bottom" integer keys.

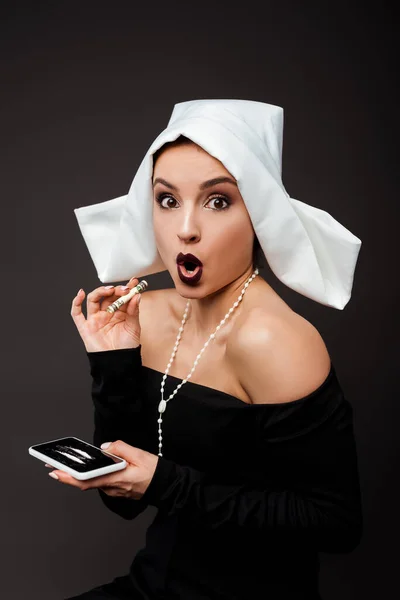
[{"left": 74, "top": 99, "right": 362, "bottom": 310}]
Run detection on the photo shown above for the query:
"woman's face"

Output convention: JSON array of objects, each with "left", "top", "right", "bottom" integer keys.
[{"left": 152, "top": 142, "right": 256, "bottom": 297}]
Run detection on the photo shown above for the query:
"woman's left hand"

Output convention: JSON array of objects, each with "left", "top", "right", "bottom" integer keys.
[{"left": 46, "top": 440, "right": 159, "bottom": 500}]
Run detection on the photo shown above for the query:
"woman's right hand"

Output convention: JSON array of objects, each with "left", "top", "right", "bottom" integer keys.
[{"left": 71, "top": 277, "right": 143, "bottom": 352}]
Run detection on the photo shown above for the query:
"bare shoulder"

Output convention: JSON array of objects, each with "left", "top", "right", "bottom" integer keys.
[{"left": 227, "top": 307, "right": 332, "bottom": 405}]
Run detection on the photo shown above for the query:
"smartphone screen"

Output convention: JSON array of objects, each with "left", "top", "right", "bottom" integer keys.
[{"left": 30, "top": 437, "right": 124, "bottom": 474}]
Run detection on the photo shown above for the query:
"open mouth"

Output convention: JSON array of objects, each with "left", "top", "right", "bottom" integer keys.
[
  {"left": 176, "top": 253, "right": 203, "bottom": 284},
  {"left": 176, "top": 261, "right": 202, "bottom": 283},
  {"left": 182, "top": 261, "right": 199, "bottom": 274}
]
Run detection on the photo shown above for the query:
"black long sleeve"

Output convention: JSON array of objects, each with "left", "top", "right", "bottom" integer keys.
[
  {"left": 141, "top": 376, "right": 363, "bottom": 554},
  {"left": 87, "top": 345, "right": 150, "bottom": 520}
]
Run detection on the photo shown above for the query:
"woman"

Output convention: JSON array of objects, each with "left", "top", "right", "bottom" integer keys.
[{"left": 51, "top": 100, "right": 363, "bottom": 599}]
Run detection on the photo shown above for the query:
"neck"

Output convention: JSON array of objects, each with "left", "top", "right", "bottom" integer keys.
[{"left": 183, "top": 265, "right": 257, "bottom": 337}]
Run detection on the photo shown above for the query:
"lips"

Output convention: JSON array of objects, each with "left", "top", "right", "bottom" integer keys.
[
  {"left": 176, "top": 252, "right": 203, "bottom": 285},
  {"left": 176, "top": 252, "right": 203, "bottom": 268}
]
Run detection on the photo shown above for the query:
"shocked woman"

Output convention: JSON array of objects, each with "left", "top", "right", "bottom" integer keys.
[{"left": 52, "top": 99, "right": 363, "bottom": 599}]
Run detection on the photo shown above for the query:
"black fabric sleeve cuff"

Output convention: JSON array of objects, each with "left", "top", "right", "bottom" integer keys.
[
  {"left": 140, "top": 455, "right": 178, "bottom": 508},
  {"left": 86, "top": 344, "right": 142, "bottom": 369}
]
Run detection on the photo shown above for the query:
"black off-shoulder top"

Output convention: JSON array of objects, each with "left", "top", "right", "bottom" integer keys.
[{"left": 84, "top": 345, "right": 363, "bottom": 600}]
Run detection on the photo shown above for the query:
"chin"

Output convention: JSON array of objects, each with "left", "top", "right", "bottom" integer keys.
[
  {"left": 172, "top": 270, "right": 206, "bottom": 297},
  {"left": 175, "top": 281, "right": 205, "bottom": 297}
]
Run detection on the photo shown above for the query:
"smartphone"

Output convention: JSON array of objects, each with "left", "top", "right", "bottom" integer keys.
[{"left": 28, "top": 436, "right": 127, "bottom": 480}]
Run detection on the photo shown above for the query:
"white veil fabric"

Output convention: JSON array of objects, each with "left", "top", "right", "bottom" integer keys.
[{"left": 74, "top": 99, "right": 362, "bottom": 310}]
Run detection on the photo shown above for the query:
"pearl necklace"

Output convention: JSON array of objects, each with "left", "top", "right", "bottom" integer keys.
[{"left": 157, "top": 268, "right": 259, "bottom": 457}]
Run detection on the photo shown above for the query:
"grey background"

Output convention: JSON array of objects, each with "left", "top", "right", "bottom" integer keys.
[{"left": 2, "top": 1, "right": 397, "bottom": 598}]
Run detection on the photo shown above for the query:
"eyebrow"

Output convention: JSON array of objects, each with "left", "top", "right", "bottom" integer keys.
[{"left": 152, "top": 176, "right": 237, "bottom": 190}]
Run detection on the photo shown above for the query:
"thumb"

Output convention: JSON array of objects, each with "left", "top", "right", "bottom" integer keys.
[
  {"left": 125, "top": 290, "right": 141, "bottom": 318},
  {"left": 100, "top": 440, "right": 140, "bottom": 463}
]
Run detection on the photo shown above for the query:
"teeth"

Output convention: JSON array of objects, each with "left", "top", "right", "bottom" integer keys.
[{"left": 179, "top": 263, "right": 199, "bottom": 276}]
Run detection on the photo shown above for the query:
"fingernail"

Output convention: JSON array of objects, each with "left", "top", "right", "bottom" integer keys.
[
  {"left": 120, "top": 285, "right": 130, "bottom": 290},
  {"left": 105, "top": 285, "right": 115, "bottom": 289},
  {"left": 49, "top": 472, "right": 59, "bottom": 480},
  {"left": 101, "top": 442, "right": 111, "bottom": 449},
  {"left": 137, "top": 294, "right": 141, "bottom": 304},
  {"left": 77, "top": 289, "right": 82, "bottom": 295}
]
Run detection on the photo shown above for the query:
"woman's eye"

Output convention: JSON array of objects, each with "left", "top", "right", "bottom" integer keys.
[
  {"left": 207, "top": 196, "right": 230, "bottom": 210},
  {"left": 156, "top": 194, "right": 230, "bottom": 210},
  {"left": 157, "top": 194, "right": 178, "bottom": 209}
]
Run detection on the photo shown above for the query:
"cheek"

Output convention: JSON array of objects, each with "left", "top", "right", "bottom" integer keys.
[
  {"left": 152, "top": 213, "right": 168, "bottom": 248},
  {"left": 215, "top": 216, "right": 253, "bottom": 249}
]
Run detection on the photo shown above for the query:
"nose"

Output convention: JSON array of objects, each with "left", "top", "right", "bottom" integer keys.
[
  {"left": 177, "top": 232, "right": 200, "bottom": 244},
  {"left": 177, "top": 212, "right": 201, "bottom": 244}
]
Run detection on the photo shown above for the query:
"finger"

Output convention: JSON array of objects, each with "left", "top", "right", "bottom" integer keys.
[
  {"left": 47, "top": 470, "right": 116, "bottom": 492},
  {"left": 70, "top": 289, "right": 87, "bottom": 333},
  {"left": 105, "top": 440, "right": 142, "bottom": 464},
  {"left": 127, "top": 276, "right": 140, "bottom": 285},
  {"left": 126, "top": 276, "right": 140, "bottom": 286},
  {"left": 86, "top": 285, "right": 117, "bottom": 318},
  {"left": 119, "top": 278, "right": 142, "bottom": 318},
  {"left": 125, "top": 288, "right": 142, "bottom": 319},
  {"left": 101, "top": 277, "right": 139, "bottom": 312},
  {"left": 60, "top": 468, "right": 125, "bottom": 491}
]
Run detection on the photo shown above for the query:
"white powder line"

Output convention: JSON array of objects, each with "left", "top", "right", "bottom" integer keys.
[{"left": 55, "top": 450, "right": 84, "bottom": 464}]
